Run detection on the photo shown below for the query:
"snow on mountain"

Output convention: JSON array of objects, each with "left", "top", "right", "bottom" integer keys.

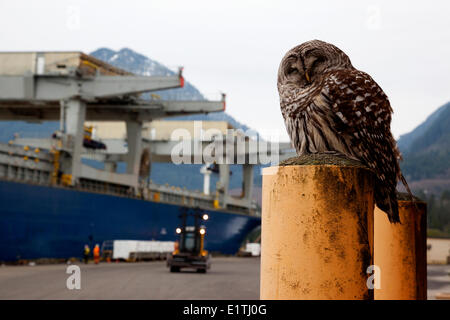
[{"left": 90, "top": 48, "right": 204, "bottom": 101}]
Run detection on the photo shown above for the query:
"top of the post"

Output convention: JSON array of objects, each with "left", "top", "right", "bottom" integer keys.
[
  {"left": 396, "top": 192, "right": 426, "bottom": 206},
  {"left": 396, "top": 192, "right": 422, "bottom": 202},
  {"left": 278, "top": 153, "right": 368, "bottom": 169}
]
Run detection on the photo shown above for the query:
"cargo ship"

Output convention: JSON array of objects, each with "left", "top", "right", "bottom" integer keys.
[{"left": 0, "top": 52, "right": 268, "bottom": 261}]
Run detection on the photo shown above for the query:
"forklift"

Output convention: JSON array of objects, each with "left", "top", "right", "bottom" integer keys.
[{"left": 167, "top": 207, "right": 211, "bottom": 273}]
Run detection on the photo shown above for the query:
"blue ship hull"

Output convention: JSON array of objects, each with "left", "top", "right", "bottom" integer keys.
[{"left": 0, "top": 180, "right": 261, "bottom": 261}]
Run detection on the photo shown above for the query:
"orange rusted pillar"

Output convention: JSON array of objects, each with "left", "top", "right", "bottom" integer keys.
[
  {"left": 414, "top": 200, "right": 427, "bottom": 300},
  {"left": 374, "top": 198, "right": 427, "bottom": 300},
  {"left": 260, "top": 156, "right": 375, "bottom": 300}
]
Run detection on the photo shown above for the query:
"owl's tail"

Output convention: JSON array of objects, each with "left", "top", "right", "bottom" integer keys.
[
  {"left": 387, "top": 193, "right": 400, "bottom": 223},
  {"left": 378, "top": 174, "right": 417, "bottom": 224},
  {"left": 375, "top": 186, "right": 400, "bottom": 223}
]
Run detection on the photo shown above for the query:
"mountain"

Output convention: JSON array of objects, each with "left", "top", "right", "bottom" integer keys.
[
  {"left": 89, "top": 48, "right": 252, "bottom": 131},
  {"left": 398, "top": 102, "right": 450, "bottom": 153},
  {"left": 91, "top": 48, "right": 204, "bottom": 101},
  {"left": 397, "top": 102, "right": 450, "bottom": 235},
  {"left": 398, "top": 102, "right": 450, "bottom": 194}
]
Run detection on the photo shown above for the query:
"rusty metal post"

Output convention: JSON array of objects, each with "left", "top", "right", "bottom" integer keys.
[
  {"left": 260, "top": 157, "right": 374, "bottom": 300},
  {"left": 374, "top": 199, "right": 427, "bottom": 300},
  {"left": 414, "top": 200, "right": 428, "bottom": 300}
]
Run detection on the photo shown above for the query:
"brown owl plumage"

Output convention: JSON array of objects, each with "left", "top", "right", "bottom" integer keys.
[{"left": 277, "top": 39, "right": 410, "bottom": 223}]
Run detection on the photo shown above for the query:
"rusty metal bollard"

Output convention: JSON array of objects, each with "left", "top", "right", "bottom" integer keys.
[
  {"left": 260, "top": 155, "right": 375, "bottom": 300},
  {"left": 374, "top": 196, "right": 427, "bottom": 300}
]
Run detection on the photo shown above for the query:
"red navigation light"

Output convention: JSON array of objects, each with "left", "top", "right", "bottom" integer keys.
[
  {"left": 178, "top": 67, "right": 184, "bottom": 88},
  {"left": 179, "top": 76, "right": 185, "bottom": 88},
  {"left": 222, "top": 93, "right": 226, "bottom": 111}
]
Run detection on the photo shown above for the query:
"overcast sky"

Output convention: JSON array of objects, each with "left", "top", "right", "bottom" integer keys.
[{"left": 1, "top": 0, "right": 449, "bottom": 141}]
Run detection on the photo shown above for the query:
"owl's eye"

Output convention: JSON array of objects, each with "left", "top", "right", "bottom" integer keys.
[
  {"left": 287, "top": 67, "right": 299, "bottom": 75},
  {"left": 311, "top": 56, "right": 325, "bottom": 69}
]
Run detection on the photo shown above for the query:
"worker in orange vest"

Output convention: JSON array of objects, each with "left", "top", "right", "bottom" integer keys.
[{"left": 93, "top": 244, "right": 100, "bottom": 264}]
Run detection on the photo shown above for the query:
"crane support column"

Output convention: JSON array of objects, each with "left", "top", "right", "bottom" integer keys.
[
  {"left": 63, "top": 98, "right": 86, "bottom": 185},
  {"left": 242, "top": 164, "right": 254, "bottom": 206},
  {"left": 374, "top": 198, "right": 427, "bottom": 300},
  {"left": 260, "top": 155, "right": 375, "bottom": 300},
  {"left": 126, "top": 120, "right": 143, "bottom": 187},
  {"left": 217, "top": 164, "right": 230, "bottom": 208}
]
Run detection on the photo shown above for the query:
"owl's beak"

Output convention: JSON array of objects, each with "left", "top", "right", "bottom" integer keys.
[{"left": 305, "top": 71, "right": 311, "bottom": 83}]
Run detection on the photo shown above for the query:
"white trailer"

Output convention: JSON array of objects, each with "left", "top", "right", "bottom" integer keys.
[{"left": 110, "top": 240, "right": 175, "bottom": 261}]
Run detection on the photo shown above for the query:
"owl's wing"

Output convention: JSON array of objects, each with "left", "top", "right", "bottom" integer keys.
[{"left": 318, "top": 69, "right": 401, "bottom": 221}]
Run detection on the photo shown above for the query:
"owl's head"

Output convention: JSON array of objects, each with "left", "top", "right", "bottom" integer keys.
[{"left": 277, "top": 40, "right": 353, "bottom": 91}]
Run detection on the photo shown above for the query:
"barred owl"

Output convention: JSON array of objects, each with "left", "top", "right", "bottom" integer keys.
[{"left": 277, "top": 39, "right": 409, "bottom": 223}]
